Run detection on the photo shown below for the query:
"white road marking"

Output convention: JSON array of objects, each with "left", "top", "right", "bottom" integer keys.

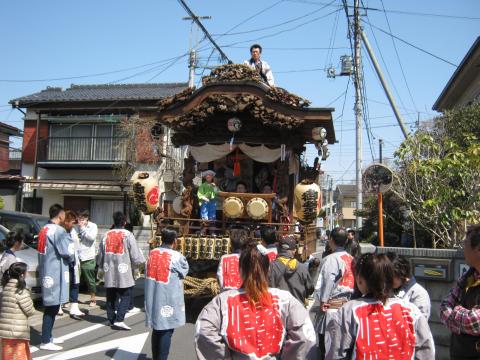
[
  {"left": 30, "top": 311, "right": 142, "bottom": 354},
  {"left": 33, "top": 332, "right": 149, "bottom": 360}
]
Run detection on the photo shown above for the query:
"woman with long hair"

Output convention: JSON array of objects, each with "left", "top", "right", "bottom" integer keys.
[
  {"left": 325, "top": 253, "right": 435, "bottom": 359},
  {"left": 0, "top": 262, "right": 36, "bottom": 360},
  {"left": 195, "top": 239, "right": 316, "bottom": 359}
]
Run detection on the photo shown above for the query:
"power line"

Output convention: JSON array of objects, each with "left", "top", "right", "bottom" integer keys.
[
  {"left": 220, "top": 8, "right": 342, "bottom": 48},
  {"left": 213, "top": 0, "right": 338, "bottom": 37},
  {"left": 177, "top": 0, "right": 232, "bottom": 63},
  {"left": 364, "top": 21, "right": 458, "bottom": 67},
  {"left": 379, "top": 0, "right": 419, "bottom": 114},
  {"left": 223, "top": 45, "right": 350, "bottom": 50},
  {"left": 0, "top": 56, "right": 187, "bottom": 83},
  {"left": 286, "top": 0, "right": 480, "bottom": 20}
]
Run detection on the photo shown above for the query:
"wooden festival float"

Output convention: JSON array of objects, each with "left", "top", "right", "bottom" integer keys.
[{"left": 133, "top": 64, "right": 335, "bottom": 297}]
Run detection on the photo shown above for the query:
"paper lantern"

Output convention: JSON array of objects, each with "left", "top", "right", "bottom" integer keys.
[{"left": 294, "top": 180, "right": 321, "bottom": 224}]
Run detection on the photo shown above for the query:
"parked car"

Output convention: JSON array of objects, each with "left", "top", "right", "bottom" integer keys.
[
  {"left": 0, "top": 222, "right": 42, "bottom": 300},
  {"left": 0, "top": 210, "right": 49, "bottom": 248}
]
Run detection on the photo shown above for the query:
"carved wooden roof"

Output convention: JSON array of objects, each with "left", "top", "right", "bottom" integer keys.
[{"left": 153, "top": 65, "right": 335, "bottom": 148}]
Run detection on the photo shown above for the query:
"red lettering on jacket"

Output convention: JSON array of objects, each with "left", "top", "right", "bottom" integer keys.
[
  {"left": 37, "top": 227, "right": 48, "bottom": 255},
  {"left": 355, "top": 302, "right": 415, "bottom": 359},
  {"left": 147, "top": 250, "right": 172, "bottom": 284},
  {"left": 105, "top": 231, "right": 125, "bottom": 255},
  {"left": 266, "top": 248, "right": 278, "bottom": 262},
  {"left": 339, "top": 254, "right": 354, "bottom": 289},
  {"left": 222, "top": 254, "right": 242, "bottom": 289},
  {"left": 226, "top": 293, "right": 284, "bottom": 357}
]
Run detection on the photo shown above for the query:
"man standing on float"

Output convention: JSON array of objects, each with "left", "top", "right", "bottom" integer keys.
[{"left": 244, "top": 44, "right": 275, "bottom": 87}]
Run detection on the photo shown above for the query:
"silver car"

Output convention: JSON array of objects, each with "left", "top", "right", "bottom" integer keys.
[{"left": 0, "top": 225, "right": 42, "bottom": 300}]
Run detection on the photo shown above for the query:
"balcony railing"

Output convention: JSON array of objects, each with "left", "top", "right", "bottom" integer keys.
[{"left": 40, "top": 137, "right": 128, "bottom": 163}]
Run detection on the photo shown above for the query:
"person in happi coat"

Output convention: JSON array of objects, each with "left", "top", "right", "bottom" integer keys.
[
  {"left": 387, "top": 252, "right": 431, "bottom": 319},
  {"left": 145, "top": 228, "right": 189, "bottom": 360},
  {"left": 76, "top": 209, "right": 98, "bottom": 308},
  {"left": 314, "top": 227, "right": 355, "bottom": 360},
  {"left": 440, "top": 224, "right": 480, "bottom": 360},
  {"left": 195, "top": 239, "right": 317, "bottom": 360},
  {"left": 325, "top": 253, "right": 435, "bottom": 360},
  {"left": 38, "top": 204, "right": 75, "bottom": 351},
  {"left": 96, "top": 212, "right": 145, "bottom": 330},
  {"left": 62, "top": 210, "right": 86, "bottom": 320},
  {"left": 243, "top": 43, "right": 275, "bottom": 86},
  {"left": 269, "top": 235, "right": 314, "bottom": 304},
  {"left": 261, "top": 225, "right": 278, "bottom": 262},
  {"left": 0, "top": 231, "right": 24, "bottom": 288},
  {"left": 217, "top": 227, "right": 248, "bottom": 291}
]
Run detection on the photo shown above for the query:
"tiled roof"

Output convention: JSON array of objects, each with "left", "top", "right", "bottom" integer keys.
[
  {"left": 0, "top": 122, "right": 21, "bottom": 135},
  {"left": 336, "top": 184, "right": 356, "bottom": 197},
  {"left": 10, "top": 83, "right": 189, "bottom": 107}
]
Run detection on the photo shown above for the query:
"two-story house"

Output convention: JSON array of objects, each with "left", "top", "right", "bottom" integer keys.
[
  {"left": 433, "top": 36, "right": 480, "bottom": 111},
  {"left": 0, "top": 122, "right": 23, "bottom": 211},
  {"left": 333, "top": 184, "right": 357, "bottom": 229},
  {"left": 10, "top": 83, "right": 187, "bottom": 225}
]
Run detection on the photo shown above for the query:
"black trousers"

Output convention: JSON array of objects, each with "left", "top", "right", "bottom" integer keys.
[{"left": 106, "top": 287, "right": 132, "bottom": 324}]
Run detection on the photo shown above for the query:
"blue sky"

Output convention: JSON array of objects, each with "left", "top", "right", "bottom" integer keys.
[{"left": 1, "top": 0, "right": 478, "bottom": 186}]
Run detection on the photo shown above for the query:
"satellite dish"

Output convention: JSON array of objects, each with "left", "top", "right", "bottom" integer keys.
[{"left": 362, "top": 163, "right": 393, "bottom": 193}]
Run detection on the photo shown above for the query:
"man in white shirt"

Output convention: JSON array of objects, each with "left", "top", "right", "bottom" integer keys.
[
  {"left": 243, "top": 44, "right": 275, "bottom": 87},
  {"left": 77, "top": 210, "right": 98, "bottom": 307}
]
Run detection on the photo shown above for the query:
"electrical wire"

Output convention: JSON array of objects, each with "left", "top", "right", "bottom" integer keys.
[
  {"left": 286, "top": 0, "right": 480, "bottom": 20},
  {"left": 223, "top": 45, "right": 350, "bottom": 50},
  {"left": 379, "top": 0, "right": 419, "bottom": 114},
  {"left": 324, "top": 5, "right": 341, "bottom": 70},
  {"left": 0, "top": 56, "right": 189, "bottom": 83},
  {"left": 213, "top": 0, "right": 339, "bottom": 37},
  {"left": 364, "top": 21, "right": 458, "bottom": 67},
  {"left": 220, "top": 8, "right": 342, "bottom": 48}
]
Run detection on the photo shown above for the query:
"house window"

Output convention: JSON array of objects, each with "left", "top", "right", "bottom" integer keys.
[
  {"left": 90, "top": 199, "right": 124, "bottom": 225},
  {"left": 350, "top": 201, "right": 356, "bottom": 208},
  {"left": 48, "top": 123, "right": 122, "bottom": 161}
]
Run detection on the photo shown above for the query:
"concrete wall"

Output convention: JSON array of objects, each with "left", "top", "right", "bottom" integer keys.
[{"left": 362, "top": 245, "right": 465, "bottom": 360}]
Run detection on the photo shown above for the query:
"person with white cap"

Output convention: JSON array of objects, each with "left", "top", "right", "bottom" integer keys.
[{"left": 197, "top": 170, "right": 218, "bottom": 235}]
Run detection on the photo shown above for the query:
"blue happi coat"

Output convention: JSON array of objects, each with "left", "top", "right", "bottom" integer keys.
[
  {"left": 38, "top": 223, "right": 75, "bottom": 306},
  {"left": 144, "top": 246, "right": 189, "bottom": 331}
]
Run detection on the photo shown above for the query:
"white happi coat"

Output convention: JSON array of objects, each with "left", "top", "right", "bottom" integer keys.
[
  {"left": 314, "top": 247, "right": 354, "bottom": 333},
  {"left": 96, "top": 228, "right": 145, "bottom": 289},
  {"left": 217, "top": 253, "right": 242, "bottom": 291},
  {"left": 38, "top": 223, "right": 75, "bottom": 306},
  {"left": 69, "top": 228, "right": 81, "bottom": 284},
  {"left": 243, "top": 59, "right": 275, "bottom": 86},
  {"left": 396, "top": 277, "right": 431, "bottom": 319},
  {"left": 144, "top": 246, "right": 189, "bottom": 331},
  {"left": 195, "top": 288, "right": 317, "bottom": 360},
  {"left": 265, "top": 245, "right": 278, "bottom": 262},
  {"left": 325, "top": 297, "right": 435, "bottom": 360}
]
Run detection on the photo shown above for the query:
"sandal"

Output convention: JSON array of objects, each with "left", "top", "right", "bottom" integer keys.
[{"left": 89, "top": 300, "right": 98, "bottom": 308}]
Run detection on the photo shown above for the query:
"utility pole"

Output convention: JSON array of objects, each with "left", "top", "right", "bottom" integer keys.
[
  {"left": 379, "top": 138, "right": 383, "bottom": 163},
  {"left": 353, "top": 0, "right": 363, "bottom": 230},
  {"left": 329, "top": 177, "right": 334, "bottom": 230},
  {"left": 360, "top": 30, "right": 409, "bottom": 139},
  {"left": 183, "top": 15, "right": 211, "bottom": 88}
]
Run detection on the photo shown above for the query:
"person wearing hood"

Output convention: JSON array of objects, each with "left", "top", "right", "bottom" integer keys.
[
  {"left": 387, "top": 252, "right": 431, "bottom": 320},
  {"left": 269, "top": 235, "right": 314, "bottom": 304}
]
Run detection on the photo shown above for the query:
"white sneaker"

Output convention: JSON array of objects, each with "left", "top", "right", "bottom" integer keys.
[
  {"left": 51, "top": 338, "right": 64, "bottom": 344},
  {"left": 128, "top": 307, "right": 141, "bottom": 314},
  {"left": 69, "top": 303, "right": 85, "bottom": 316},
  {"left": 57, "top": 308, "right": 64, "bottom": 316},
  {"left": 40, "top": 342, "right": 63, "bottom": 351},
  {"left": 113, "top": 322, "right": 131, "bottom": 330}
]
